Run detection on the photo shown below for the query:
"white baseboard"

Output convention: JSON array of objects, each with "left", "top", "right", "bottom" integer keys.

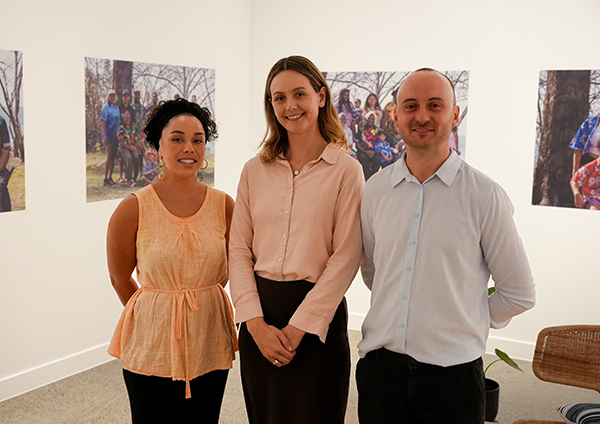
[
  {"left": 0, "top": 343, "right": 114, "bottom": 403},
  {"left": 486, "top": 334, "right": 535, "bottom": 362},
  {"left": 348, "top": 311, "right": 535, "bottom": 362},
  {"left": 348, "top": 311, "right": 365, "bottom": 333}
]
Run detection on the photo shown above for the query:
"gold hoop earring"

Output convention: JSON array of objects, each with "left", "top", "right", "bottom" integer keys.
[
  {"left": 158, "top": 156, "right": 164, "bottom": 181},
  {"left": 199, "top": 159, "right": 208, "bottom": 182}
]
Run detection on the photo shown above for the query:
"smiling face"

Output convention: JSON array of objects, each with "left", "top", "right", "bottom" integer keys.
[
  {"left": 394, "top": 70, "right": 459, "bottom": 155},
  {"left": 367, "top": 94, "right": 378, "bottom": 109},
  {"left": 158, "top": 114, "right": 206, "bottom": 180},
  {"left": 123, "top": 110, "right": 132, "bottom": 127},
  {"left": 269, "top": 70, "right": 325, "bottom": 138}
]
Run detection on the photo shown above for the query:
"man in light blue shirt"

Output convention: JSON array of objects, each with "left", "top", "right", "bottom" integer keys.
[{"left": 357, "top": 68, "right": 535, "bottom": 424}]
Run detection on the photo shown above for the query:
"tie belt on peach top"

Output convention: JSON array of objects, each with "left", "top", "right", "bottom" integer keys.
[{"left": 137, "top": 285, "right": 216, "bottom": 399}]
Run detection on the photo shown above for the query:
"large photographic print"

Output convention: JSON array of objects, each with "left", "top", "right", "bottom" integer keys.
[
  {"left": 533, "top": 70, "right": 600, "bottom": 210},
  {"left": 324, "top": 70, "right": 469, "bottom": 181},
  {"left": 85, "top": 58, "right": 216, "bottom": 202},
  {"left": 0, "top": 49, "right": 24, "bottom": 213}
]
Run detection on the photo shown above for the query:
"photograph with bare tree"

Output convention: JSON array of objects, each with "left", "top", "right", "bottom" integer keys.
[
  {"left": 533, "top": 70, "right": 600, "bottom": 210},
  {"left": 0, "top": 49, "right": 24, "bottom": 213},
  {"left": 85, "top": 57, "right": 216, "bottom": 203},
  {"left": 324, "top": 70, "right": 469, "bottom": 180}
]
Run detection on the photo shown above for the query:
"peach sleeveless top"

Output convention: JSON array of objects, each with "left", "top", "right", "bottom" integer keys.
[{"left": 108, "top": 185, "right": 238, "bottom": 398}]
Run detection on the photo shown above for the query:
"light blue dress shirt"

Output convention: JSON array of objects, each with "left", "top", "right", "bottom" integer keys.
[{"left": 359, "top": 150, "right": 535, "bottom": 366}]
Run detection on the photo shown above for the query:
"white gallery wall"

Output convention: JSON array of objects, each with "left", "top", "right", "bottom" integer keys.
[{"left": 1, "top": 0, "right": 599, "bottom": 402}]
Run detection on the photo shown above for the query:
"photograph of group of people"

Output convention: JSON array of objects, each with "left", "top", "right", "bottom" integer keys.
[
  {"left": 85, "top": 57, "right": 216, "bottom": 203},
  {"left": 0, "top": 49, "right": 24, "bottom": 213},
  {"left": 325, "top": 70, "right": 469, "bottom": 180},
  {"left": 533, "top": 70, "right": 600, "bottom": 211}
]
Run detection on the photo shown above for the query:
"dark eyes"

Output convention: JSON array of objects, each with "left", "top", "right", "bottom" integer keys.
[
  {"left": 403, "top": 103, "right": 442, "bottom": 111},
  {"left": 172, "top": 137, "right": 204, "bottom": 144},
  {"left": 273, "top": 92, "right": 306, "bottom": 102}
]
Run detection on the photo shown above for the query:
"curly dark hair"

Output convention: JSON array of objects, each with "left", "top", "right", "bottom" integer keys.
[{"left": 143, "top": 98, "right": 218, "bottom": 151}]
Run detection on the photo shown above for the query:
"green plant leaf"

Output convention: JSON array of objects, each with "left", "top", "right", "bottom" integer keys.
[{"left": 494, "top": 348, "right": 523, "bottom": 372}]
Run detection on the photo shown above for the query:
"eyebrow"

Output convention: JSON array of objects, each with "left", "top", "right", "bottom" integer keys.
[
  {"left": 170, "top": 130, "right": 205, "bottom": 135},
  {"left": 271, "top": 86, "right": 308, "bottom": 96}
]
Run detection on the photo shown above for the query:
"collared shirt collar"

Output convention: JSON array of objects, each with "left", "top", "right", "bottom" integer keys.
[
  {"left": 276, "top": 142, "right": 342, "bottom": 166},
  {"left": 391, "top": 149, "right": 461, "bottom": 188}
]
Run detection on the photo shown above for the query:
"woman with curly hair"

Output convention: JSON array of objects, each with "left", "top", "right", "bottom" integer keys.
[{"left": 107, "top": 99, "right": 237, "bottom": 423}]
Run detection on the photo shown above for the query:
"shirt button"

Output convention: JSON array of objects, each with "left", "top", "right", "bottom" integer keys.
[
  {"left": 282, "top": 233, "right": 286, "bottom": 238},
  {"left": 400, "top": 324, "right": 405, "bottom": 328},
  {"left": 406, "top": 266, "right": 412, "bottom": 271},
  {"left": 403, "top": 296, "right": 408, "bottom": 300},
  {"left": 414, "top": 213, "right": 420, "bottom": 218},
  {"left": 410, "top": 240, "right": 416, "bottom": 245},
  {"left": 277, "top": 258, "right": 282, "bottom": 262},
  {"left": 284, "top": 210, "right": 289, "bottom": 215}
]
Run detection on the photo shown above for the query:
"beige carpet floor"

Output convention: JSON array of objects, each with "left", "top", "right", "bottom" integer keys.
[{"left": 1, "top": 330, "right": 598, "bottom": 423}]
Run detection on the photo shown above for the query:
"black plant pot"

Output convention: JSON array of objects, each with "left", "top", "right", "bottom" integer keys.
[{"left": 485, "top": 378, "right": 500, "bottom": 422}]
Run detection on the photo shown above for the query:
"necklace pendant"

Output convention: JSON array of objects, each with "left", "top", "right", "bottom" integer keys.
[{"left": 294, "top": 170, "right": 299, "bottom": 176}]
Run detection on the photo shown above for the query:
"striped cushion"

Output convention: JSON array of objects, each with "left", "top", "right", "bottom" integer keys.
[{"left": 557, "top": 403, "right": 600, "bottom": 424}]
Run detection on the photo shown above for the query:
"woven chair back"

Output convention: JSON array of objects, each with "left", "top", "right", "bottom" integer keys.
[{"left": 532, "top": 325, "right": 600, "bottom": 394}]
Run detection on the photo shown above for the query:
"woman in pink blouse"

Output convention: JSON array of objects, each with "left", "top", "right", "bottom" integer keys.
[{"left": 229, "top": 56, "right": 365, "bottom": 424}]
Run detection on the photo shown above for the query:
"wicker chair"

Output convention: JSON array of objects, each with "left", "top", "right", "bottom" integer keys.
[{"left": 512, "top": 325, "right": 600, "bottom": 424}]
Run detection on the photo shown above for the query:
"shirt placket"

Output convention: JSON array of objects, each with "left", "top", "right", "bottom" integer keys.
[
  {"left": 274, "top": 170, "right": 294, "bottom": 281},
  {"left": 397, "top": 181, "right": 424, "bottom": 353}
]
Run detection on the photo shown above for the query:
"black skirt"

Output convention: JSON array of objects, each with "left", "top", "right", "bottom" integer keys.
[{"left": 239, "top": 274, "right": 350, "bottom": 424}]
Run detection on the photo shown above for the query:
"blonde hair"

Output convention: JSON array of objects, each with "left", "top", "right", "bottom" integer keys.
[{"left": 258, "top": 56, "right": 348, "bottom": 162}]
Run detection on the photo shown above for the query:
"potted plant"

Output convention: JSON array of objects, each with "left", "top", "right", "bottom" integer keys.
[{"left": 484, "top": 287, "right": 524, "bottom": 422}]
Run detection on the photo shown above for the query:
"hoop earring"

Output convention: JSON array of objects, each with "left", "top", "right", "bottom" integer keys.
[
  {"left": 158, "top": 156, "right": 164, "bottom": 181},
  {"left": 200, "top": 159, "right": 208, "bottom": 182}
]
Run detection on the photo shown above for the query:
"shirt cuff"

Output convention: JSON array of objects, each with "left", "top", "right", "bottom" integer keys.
[
  {"left": 289, "top": 308, "right": 330, "bottom": 343},
  {"left": 233, "top": 299, "right": 263, "bottom": 325}
]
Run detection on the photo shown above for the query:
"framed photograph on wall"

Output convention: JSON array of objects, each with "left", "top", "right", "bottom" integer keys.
[
  {"left": 0, "top": 49, "right": 24, "bottom": 213},
  {"left": 85, "top": 57, "right": 216, "bottom": 203},
  {"left": 324, "top": 70, "right": 469, "bottom": 181},
  {"left": 533, "top": 70, "right": 600, "bottom": 211}
]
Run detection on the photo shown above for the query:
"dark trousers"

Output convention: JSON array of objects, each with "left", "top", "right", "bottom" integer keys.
[
  {"left": 239, "top": 275, "right": 350, "bottom": 424},
  {"left": 357, "top": 150, "right": 381, "bottom": 181},
  {"left": 356, "top": 348, "right": 485, "bottom": 424},
  {"left": 122, "top": 368, "right": 229, "bottom": 424}
]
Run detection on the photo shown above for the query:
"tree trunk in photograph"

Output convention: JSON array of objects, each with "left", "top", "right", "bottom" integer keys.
[
  {"left": 11, "top": 124, "right": 24, "bottom": 162},
  {"left": 113, "top": 60, "right": 133, "bottom": 105},
  {"left": 533, "top": 70, "right": 590, "bottom": 207}
]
